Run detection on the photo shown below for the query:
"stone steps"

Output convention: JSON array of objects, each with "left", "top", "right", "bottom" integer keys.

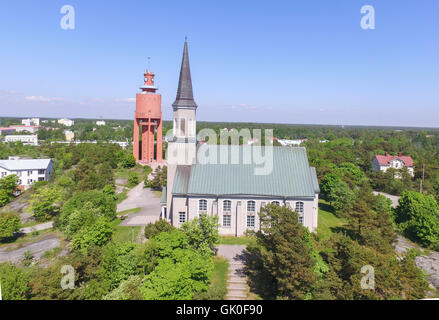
[
  {"left": 228, "top": 277, "right": 246, "bottom": 284},
  {"left": 227, "top": 283, "right": 247, "bottom": 290},
  {"left": 226, "top": 289, "right": 247, "bottom": 300}
]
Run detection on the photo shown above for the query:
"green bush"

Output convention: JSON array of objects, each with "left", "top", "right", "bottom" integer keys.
[
  {"left": 128, "top": 172, "right": 139, "bottom": 186},
  {"left": 144, "top": 219, "right": 175, "bottom": 239},
  {"left": 0, "top": 263, "right": 30, "bottom": 300},
  {"left": 72, "top": 217, "right": 114, "bottom": 251},
  {"left": 121, "top": 153, "right": 136, "bottom": 169},
  {"left": 395, "top": 191, "right": 439, "bottom": 249},
  {"left": 60, "top": 190, "right": 116, "bottom": 232},
  {"left": 30, "top": 185, "right": 63, "bottom": 222},
  {"left": 0, "top": 213, "right": 21, "bottom": 242}
]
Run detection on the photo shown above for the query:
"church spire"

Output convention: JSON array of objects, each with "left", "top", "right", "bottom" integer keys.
[{"left": 172, "top": 38, "right": 197, "bottom": 109}]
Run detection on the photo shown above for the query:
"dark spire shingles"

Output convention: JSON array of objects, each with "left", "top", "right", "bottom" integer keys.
[{"left": 172, "top": 39, "right": 198, "bottom": 109}]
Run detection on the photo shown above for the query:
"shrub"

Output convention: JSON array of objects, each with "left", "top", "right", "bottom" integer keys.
[
  {"left": 30, "top": 185, "right": 63, "bottom": 222},
  {"left": 59, "top": 190, "right": 116, "bottom": 232},
  {"left": 72, "top": 217, "right": 114, "bottom": 251},
  {"left": 0, "top": 213, "right": 21, "bottom": 242},
  {"left": 121, "top": 153, "right": 136, "bottom": 169},
  {"left": 128, "top": 172, "right": 139, "bottom": 186},
  {"left": 395, "top": 191, "right": 439, "bottom": 249},
  {"left": 0, "top": 263, "right": 30, "bottom": 300},
  {"left": 144, "top": 219, "right": 175, "bottom": 239}
]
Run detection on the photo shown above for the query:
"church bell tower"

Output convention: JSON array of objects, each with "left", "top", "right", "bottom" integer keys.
[{"left": 166, "top": 38, "right": 198, "bottom": 222}]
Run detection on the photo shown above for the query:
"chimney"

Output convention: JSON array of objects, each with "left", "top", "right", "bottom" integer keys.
[{"left": 385, "top": 152, "right": 389, "bottom": 156}]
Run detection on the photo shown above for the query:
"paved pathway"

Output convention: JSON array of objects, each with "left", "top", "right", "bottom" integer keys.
[
  {"left": 0, "top": 236, "right": 60, "bottom": 263},
  {"left": 20, "top": 221, "right": 54, "bottom": 234},
  {"left": 373, "top": 191, "right": 400, "bottom": 208},
  {"left": 217, "top": 245, "right": 248, "bottom": 300},
  {"left": 117, "top": 181, "right": 161, "bottom": 226}
]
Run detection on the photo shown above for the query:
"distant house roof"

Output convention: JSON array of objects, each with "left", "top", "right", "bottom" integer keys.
[
  {"left": 172, "top": 146, "right": 318, "bottom": 198},
  {"left": 375, "top": 153, "right": 414, "bottom": 167},
  {"left": 0, "top": 159, "right": 51, "bottom": 171}
]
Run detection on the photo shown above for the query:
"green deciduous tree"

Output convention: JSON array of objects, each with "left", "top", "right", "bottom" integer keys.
[
  {"left": 320, "top": 173, "right": 341, "bottom": 200},
  {"left": 30, "top": 185, "right": 64, "bottom": 222},
  {"left": 128, "top": 171, "right": 139, "bottom": 186},
  {"left": 144, "top": 219, "right": 175, "bottom": 239},
  {"left": 59, "top": 190, "right": 116, "bottom": 233},
  {"left": 246, "top": 204, "right": 317, "bottom": 299},
  {"left": 0, "top": 213, "right": 21, "bottom": 242},
  {"left": 327, "top": 180, "right": 356, "bottom": 215},
  {"left": 121, "top": 153, "right": 136, "bottom": 169},
  {"left": 181, "top": 214, "right": 219, "bottom": 256},
  {"left": 139, "top": 229, "right": 213, "bottom": 300},
  {"left": 0, "top": 263, "right": 30, "bottom": 300},
  {"left": 395, "top": 191, "right": 439, "bottom": 249},
  {"left": 72, "top": 217, "right": 114, "bottom": 251},
  {"left": 0, "top": 174, "right": 18, "bottom": 207}
]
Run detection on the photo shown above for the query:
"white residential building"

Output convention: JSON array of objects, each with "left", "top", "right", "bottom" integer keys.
[
  {"left": 5, "top": 135, "right": 38, "bottom": 146},
  {"left": 277, "top": 138, "right": 307, "bottom": 146},
  {"left": 96, "top": 120, "right": 106, "bottom": 126},
  {"left": 0, "top": 157, "right": 53, "bottom": 190},
  {"left": 58, "top": 118, "right": 74, "bottom": 127},
  {"left": 8, "top": 125, "right": 41, "bottom": 134},
  {"left": 21, "top": 118, "right": 40, "bottom": 126},
  {"left": 372, "top": 152, "right": 415, "bottom": 177}
]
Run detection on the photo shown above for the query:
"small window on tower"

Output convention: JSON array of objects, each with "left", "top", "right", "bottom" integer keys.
[{"left": 180, "top": 118, "right": 186, "bottom": 137}]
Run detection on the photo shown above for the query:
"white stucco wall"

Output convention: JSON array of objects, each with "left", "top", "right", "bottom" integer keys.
[
  {"left": 170, "top": 194, "right": 319, "bottom": 236},
  {"left": 0, "top": 161, "right": 52, "bottom": 190}
]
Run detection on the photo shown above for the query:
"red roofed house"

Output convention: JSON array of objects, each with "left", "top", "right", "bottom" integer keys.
[{"left": 372, "top": 152, "right": 414, "bottom": 177}]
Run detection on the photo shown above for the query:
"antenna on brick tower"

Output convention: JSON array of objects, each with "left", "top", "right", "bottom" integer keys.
[{"left": 147, "top": 57, "right": 151, "bottom": 72}]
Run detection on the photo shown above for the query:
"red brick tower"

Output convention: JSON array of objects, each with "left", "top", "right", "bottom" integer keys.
[{"left": 133, "top": 67, "right": 163, "bottom": 164}]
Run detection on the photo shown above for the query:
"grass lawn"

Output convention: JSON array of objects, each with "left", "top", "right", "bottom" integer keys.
[
  {"left": 316, "top": 199, "right": 346, "bottom": 240},
  {"left": 111, "top": 219, "right": 141, "bottom": 243},
  {"left": 116, "top": 188, "right": 129, "bottom": 204},
  {"left": 117, "top": 207, "right": 141, "bottom": 216},
  {"left": 115, "top": 164, "right": 150, "bottom": 183},
  {"left": 219, "top": 236, "right": 256, "bottom": 246},
  {"left": 210, "top": 256, "right": 229, "bottom": 299}
]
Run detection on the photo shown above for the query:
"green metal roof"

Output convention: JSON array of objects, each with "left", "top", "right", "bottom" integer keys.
[
  {"left": 172, "top": 165, "right": 192, "bottom": 194},
  {"left": 172, "top": 146, "right": 318, "bottom": 198},
  {"left": 309, "top": 167, "right": 320, "bottom": 193}
]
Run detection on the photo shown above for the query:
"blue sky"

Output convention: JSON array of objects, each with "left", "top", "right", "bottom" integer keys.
[{"left": 0, "top": 0, "right": 438, "bottom": 127}]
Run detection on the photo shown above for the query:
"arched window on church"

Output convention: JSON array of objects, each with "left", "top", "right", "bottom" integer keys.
[
  {"left": 223, "top": 200, "right": 231, "bottom": 212},
  {"left": 295, "top": 202, "right": 304, "bottom": 213},
  {"left": 199, "top": 199, "right": 207, "bottom": 213},
  {"left": 295, "top": 202, "right": 304, "bottom": 225},
  {"left": 247, "top": 200, "right": 256, "bottom": 213}
]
